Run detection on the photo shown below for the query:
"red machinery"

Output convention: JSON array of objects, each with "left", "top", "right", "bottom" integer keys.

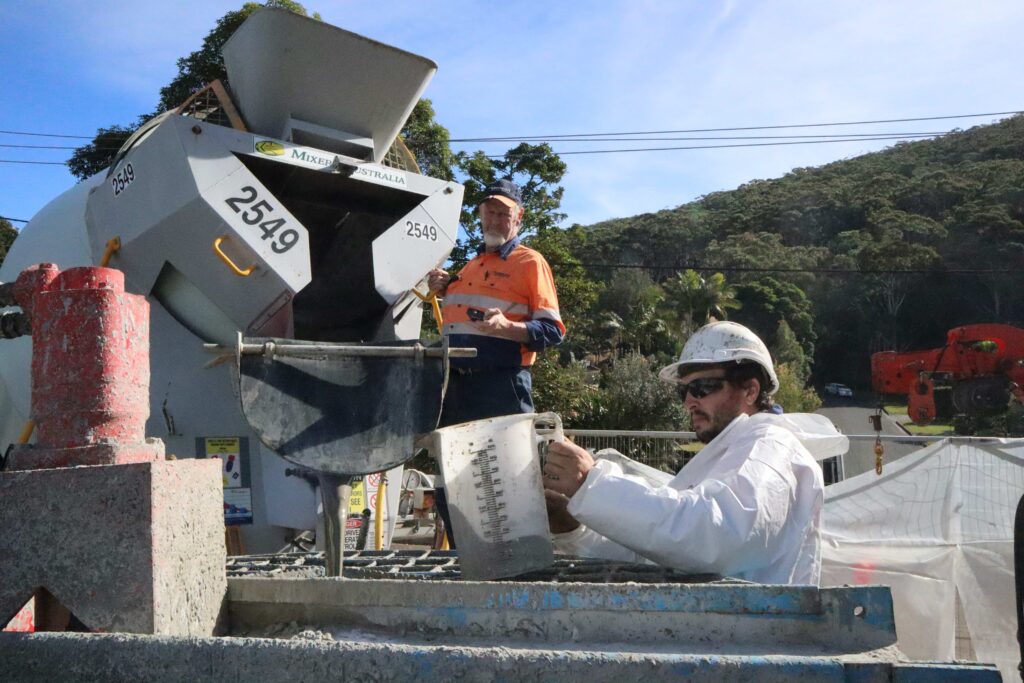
[{"left": 871, "top": 324, "right": 1024, "bottom": 425}]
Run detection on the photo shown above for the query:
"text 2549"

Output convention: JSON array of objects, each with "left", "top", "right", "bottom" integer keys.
[{"left": 224, "top": 186, "right": 300, "bottom": 254}]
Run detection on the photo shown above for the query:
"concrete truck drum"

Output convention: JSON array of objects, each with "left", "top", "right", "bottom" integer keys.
[{"left": 0, "top": 8, "right": 466, "bottom": 556}]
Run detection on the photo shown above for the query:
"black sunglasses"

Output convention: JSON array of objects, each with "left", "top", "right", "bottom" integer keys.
[{"left": 676, "top": 377, "right": 727, "bottom": 400}]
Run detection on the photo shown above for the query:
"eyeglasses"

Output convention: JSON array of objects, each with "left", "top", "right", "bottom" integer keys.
[{"left": 676, "top": 377, "right": 727, "bottom": 400}]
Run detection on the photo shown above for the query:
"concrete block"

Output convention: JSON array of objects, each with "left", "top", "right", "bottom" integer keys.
[{"left": 0, "top": 459, "right": 226, "bottom": 635}]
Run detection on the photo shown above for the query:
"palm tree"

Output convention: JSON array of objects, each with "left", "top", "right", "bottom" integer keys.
[{"left": 662, "top": 270, "right": 742, "bottom": 336}]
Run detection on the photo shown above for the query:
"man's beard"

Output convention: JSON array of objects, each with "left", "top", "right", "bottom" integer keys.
[
  {"left": 692, "top": 408, "right": 739, "bottom": 443},
  {"left": 483, "top": 231, "right": 505, "bottom": 249}
]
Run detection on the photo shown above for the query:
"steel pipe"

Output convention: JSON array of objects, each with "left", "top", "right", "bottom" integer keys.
[{"left": 206, "top": 341, "right": 476, "bottom": 359}]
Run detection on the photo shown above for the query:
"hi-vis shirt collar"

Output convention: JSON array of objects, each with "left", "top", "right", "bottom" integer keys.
[{"left": 477, "top": 235, "right": 522, "bottom": 260}]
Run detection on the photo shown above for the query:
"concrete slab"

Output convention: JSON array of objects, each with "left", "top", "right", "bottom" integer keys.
[
  {"left": 0, "top": 632, "right": 1002, "bottom": 682},
  {"left": 0, "top": 459, "right": 226, "bottom": 635}
]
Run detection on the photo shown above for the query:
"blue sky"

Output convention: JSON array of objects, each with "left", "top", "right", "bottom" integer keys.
[{"left": 2, "top": 0, "right": 1022, "bottom": 230}]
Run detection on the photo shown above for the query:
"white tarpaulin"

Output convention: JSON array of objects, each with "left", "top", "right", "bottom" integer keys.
[{"left": 822, "top": 438, "right": 1024, "bottom": 680}]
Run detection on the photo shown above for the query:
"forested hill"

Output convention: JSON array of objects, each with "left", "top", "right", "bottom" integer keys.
[{"left": 573, "top": 114, "right": 1024, "bottom": 387}]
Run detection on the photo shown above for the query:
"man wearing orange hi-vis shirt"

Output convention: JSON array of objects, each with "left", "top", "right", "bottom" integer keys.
[{"left": 427, "top": 179, "right": 565, "bottom": 545}]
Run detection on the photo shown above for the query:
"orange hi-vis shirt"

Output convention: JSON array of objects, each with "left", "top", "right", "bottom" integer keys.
[{"left": 442, "top": 240, "right": 565, "bottom": 369}]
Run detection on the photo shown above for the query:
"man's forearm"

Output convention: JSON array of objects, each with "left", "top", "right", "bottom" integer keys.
[{"left": 495, "top": 319, "right": 531, "bottom": 343}]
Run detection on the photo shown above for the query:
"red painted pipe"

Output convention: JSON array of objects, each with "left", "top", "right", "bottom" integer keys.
[{"left": 8, "top": 264, "right": 163, "bottom": 470}]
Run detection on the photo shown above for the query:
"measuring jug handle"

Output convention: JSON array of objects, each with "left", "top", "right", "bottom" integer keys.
[{"left": 533, "top": 412, "right": 564, "bottom": 460}]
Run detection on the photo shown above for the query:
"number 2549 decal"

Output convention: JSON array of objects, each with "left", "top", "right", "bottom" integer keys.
[
  {"left": 111, "top": 162, "right": 135, "bottom": 197},
  {"left": 406, "top": 220, "right": 437, "bottom": 241},
  {"left": 224, "top": 186, "right": 301, "bottom": 254}
]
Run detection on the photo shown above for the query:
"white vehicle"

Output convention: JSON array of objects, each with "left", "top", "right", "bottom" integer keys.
[{"left": 825, "top": 382, "right": 854, "bottom": 397}]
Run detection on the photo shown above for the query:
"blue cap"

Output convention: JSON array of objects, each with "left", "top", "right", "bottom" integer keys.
[{"left": 480, "top": 179, "right": 523, "bottom": 208}]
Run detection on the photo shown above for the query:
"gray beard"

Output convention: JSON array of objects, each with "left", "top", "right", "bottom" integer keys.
[{"left": 483, "top": 233, "right": 505, "bottom": 250}]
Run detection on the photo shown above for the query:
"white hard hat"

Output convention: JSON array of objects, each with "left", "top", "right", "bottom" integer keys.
[{"left": 658, "top": 321, "right": 779, "bottom": 394}]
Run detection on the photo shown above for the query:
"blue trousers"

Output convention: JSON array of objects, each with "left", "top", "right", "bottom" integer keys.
[{"left": 439, "top": 367, "right": 534, "bottom": 427}]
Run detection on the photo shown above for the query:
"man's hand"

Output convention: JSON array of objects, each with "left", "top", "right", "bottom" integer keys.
[
  {"left": 545, "top": 489, "right": 580, "bottom": 534},
  {"left": 473, "top": 308, "right": 530, "bottom": 342},
  {"left": 543, "top": 440, "right": 596, "bottom": 499},
  {"left": 427, "top": 268, "right": 451, "bottom": 295}
]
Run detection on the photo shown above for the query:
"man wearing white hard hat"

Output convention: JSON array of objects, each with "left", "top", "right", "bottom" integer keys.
[{"left": 543, "top": 321, "right": 844, "bottom": 585}]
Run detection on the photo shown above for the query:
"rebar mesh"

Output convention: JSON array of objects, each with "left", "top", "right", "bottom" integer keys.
[{"left": 226, "top": 550, "right": 726, "bottom": 583}]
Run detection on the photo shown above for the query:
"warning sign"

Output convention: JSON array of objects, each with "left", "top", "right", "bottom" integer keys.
[
  {"left": 197, "top": 436, "right": 253, "bottom": 525},
  {"left": 349, "top": 479, "right": 367, "bottom": 513}
]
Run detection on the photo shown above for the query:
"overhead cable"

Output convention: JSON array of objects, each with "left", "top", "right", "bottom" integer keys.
[
  {"left": 488, "top": 133, "right": 945, "bottom": 158},
  {"left": 0, "top": 159, "right": 66, "bottom": 165},
  {"left": 2, "top": 109, "right": 1019, "bottom": 145},
  {"left": 549, "top": 261, "right": 1020, "bottom": 275},
  {"left": 0, "top": 133, "right": 952, "bottom": 166},
  {"left": 0, "top": 130, "right": 94, "bottom": 140},
  {"left": 451, "top": 110, "right": 1023, "bottom": 142}
]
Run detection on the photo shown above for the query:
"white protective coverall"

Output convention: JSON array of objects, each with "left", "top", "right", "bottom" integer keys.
[{"left": 551, "top": 412, "right": 846, "bottom": 584}]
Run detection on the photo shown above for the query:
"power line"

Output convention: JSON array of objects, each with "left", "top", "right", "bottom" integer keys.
[
  {"left": 0, "top": 216, "right": 28, "bottom": 224},
  {"left": 550, "top": 260, "right": 1020, "bottom": 275},
  {"left": 0, "top": 159, "right": 66, "bottom": 165},
  {"left": 3, "top": 109, "right": 1018, "bottom": 146},
  {"left": 452, "top": 131, "right": 952, "bottom": 144},
  {"left": 0, "top": 143, "right": 81, "bottom": 150},
  {"left": 0, "top": 130, "right": 955, "bottom": 152},
  {"left": 487, "top": 133, "right": 944, "bottom": 159},
  {"left": 0, "top": 130, "right": 93, "bottom": 140},
  {"left": 0, "top": 128, "right": 964, "bottom": 153},
  {"left": 0, "top": 133, "right": 948, "bottom": 167},
  {"left": 451, "top": 110, "right": 1023, "bottom": 142}
]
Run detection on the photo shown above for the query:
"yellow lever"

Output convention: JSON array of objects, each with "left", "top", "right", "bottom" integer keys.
[
  {"left": 413, "top": 288, "right": 444, "bottom": 334},
  {"left": 212, "top": 236, "right": 257, "bottom": 277},
  {"left": 100, "top": 236, "right": 121, "bottom": 267}
]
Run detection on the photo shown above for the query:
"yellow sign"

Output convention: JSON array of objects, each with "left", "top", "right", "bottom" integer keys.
[
  {"left": 349, "top": 481, "right": 365, "bottom": 513},
  {"left": 205, "top": 437, "right": 240, "bottom": 455}
]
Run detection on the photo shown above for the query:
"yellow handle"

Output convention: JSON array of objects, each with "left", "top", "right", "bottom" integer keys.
[
  {"left": 100, "top": 237, "right": 121, "bottom": 267},
  {"left": 413, "top": 288, "right": 444, "bottom": 334},
  {"left": 17, "top": 419, "right": 35, "bottom": 444},
  {"left": 212, "top": 236, "right": 257, "bottom": 277},
  {"left": 374, "top": 474, "right": 387, "bottom": 550}
]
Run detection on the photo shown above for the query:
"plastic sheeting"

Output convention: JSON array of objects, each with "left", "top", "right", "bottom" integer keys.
[{"left": 822, "top": 439, "right": 1024, "bottom": 680}]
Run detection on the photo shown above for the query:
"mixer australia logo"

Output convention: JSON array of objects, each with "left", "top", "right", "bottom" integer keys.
[
  {"left": 254, "top": 140, "right": 285, "bottom": 156},
  {"left": 253, "top": 139, "right": 406, "bottom": 187}
]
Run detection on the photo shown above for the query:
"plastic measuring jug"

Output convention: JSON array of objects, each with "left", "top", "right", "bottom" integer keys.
[{"left": 434, "top": 412, "right": 562, "bottom": 580}]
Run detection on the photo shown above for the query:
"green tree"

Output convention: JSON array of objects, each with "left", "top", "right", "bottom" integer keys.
[
  {"left": 773, "top": 319, "right": 811, "bottom": 384},
  {"left": 400, "top": 99, "right": 455, "bottom": 180},
  {"left": 530, "top": 353, "right": 596, "bottom": 421},
  {"left": 772, "top": 363, "right": 822, "bottom": 413},
  {"left": 573, "top": 353, "right": 685, "bottom": 430},
  {"left": 0, "top": 219, "right": 17, "bottom": 266},
  {"left": 592, "top": 269, "right": 676, "bottom": 359},
  {"left": 661, "top": 269, "right": 741, "bottom": 337},
  {"left": 68, "top": 1, "right": 317, "bottom": 180},
  {"left": 67, "top": 126, "right": 136, "bottom": 181},
  {"left": 453, "top": 143, "right": 567, "bottom": 264},
  {"left": 734, "top": 277, "right": 816, "bottom": 359}
]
